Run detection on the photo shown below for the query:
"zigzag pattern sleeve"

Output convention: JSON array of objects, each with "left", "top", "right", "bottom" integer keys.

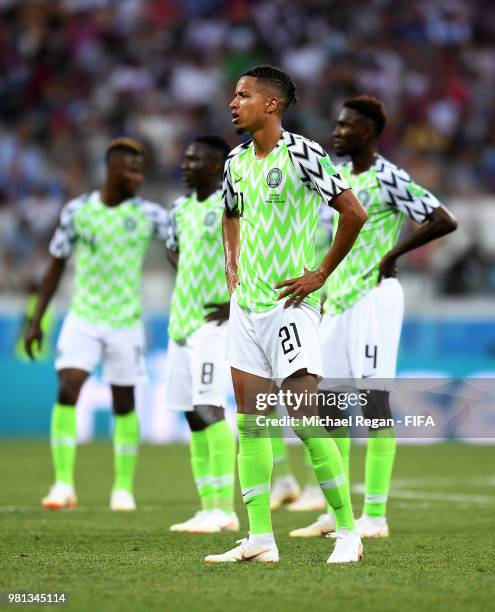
[
  {"left": 140, "top": 199, "right": 170, "bottom": 244},
  {"left": 375, "top": 158, "right": 442, "bottom": 223},
  {"left": 48, "top": 195, "right": 86, "bottom": 259},
  {"left": 165, "top": 197, "right": 185, "bottom": 251},
  {"left": 284, "top": 132, "right": 350, "bottom": 207},
  {"left": 222, "top": 157, "right": 236, "bottom": 213},
  {"left": 223, "top": 140, "right": 251, "bottom": 214}
]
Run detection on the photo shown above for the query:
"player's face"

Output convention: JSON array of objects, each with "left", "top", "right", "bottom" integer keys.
[
  {"left": 181, "top": 143, "right": 213, "bottom": 189},
  {"left": 111, "top": 153, "right": 145, "bottom": 194},
  {"left": 230, "top": 76, "right": 271, "bottom": 134},
  {"left": 332, "top": 108, "right": 370, "bottom": 156}
]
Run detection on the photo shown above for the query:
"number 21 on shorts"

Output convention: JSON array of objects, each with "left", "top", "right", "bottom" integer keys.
[{"left": 279, "top": 323, "right": 302, "bottom": 361}]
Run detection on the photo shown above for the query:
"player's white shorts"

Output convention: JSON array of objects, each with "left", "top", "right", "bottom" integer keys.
[
  {"left": 55, "top": 314, "right": 147, "bottom": 385},
  {"left": 227, "top": 294, "right": 323, "bottom": 382},
  {"left": 164, "top": 321, "right": 231, "bottom": 412},
  {"left": 320, "top": 278, "right": 404, "bottom": 390}
]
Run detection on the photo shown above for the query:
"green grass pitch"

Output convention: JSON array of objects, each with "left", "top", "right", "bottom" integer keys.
[{"left": 1, "top": 441, "right": 494, "bottom": 611}]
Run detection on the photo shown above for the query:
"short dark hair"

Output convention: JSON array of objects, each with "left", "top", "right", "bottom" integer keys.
[
  {"left": 242, "top": 65, "right": 298, "bottom": 110},
  {"left": 193, "top": 135, "right": 230, "bottom": 163},
  {"left": 343, "top": 96, "right": 387, "bottom": 136},
  {"left": 106, "top": 137, "right": 145, "bottom": 162}
]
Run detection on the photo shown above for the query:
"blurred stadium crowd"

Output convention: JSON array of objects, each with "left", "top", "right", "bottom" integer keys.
[{"left": 1, "top": 0, "right": 494, "bottom": 295}]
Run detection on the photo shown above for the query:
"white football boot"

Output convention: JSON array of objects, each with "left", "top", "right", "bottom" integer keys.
[
  {"left": 170, "top": 510, "right": 208, "bottom": 532},
  {"left": 270, "top": 476, "right": 301, "bottom": 510},
  {"left": 204, "top": 538, "right": 279, "bottom": 563},
  {"left": 355, "top": 514, "right": 390, "bottom": 538},
  {"left": 110, "top": 490, "right": 136, "bottom": 511},
  {"left": 188, "top": 509, "right": 240, "bottom": 533},
  {"left": 286, "top": 485, "right": 326, "bottom": 512},
  {"left": 327, "top": 529, "right": 363, "bottom": 563},
  {"left": 289, "top": 513, "right": 336, "bottom": 538},
  {"left": 41, "top": 483, "right": 77, "bottom": 510}
]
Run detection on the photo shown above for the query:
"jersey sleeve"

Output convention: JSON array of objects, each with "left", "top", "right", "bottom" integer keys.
[
  {"left": 284, "top": 132, "right": 350, "bottom": 207},
  {"left": 48, "top": 197, "right": 84, "bottom": 259},
  {"left": 152, "top": 204, "right": 170, "bottom": 243},
  {"left": 375, "top": 158, "right": 442, "bottom": 223},
  {"left": 139, "top": 199, "right": 171, "bottom": 244},
  {"left": 222, "top": 140, "right": 252, "bottom": 214},
  {"left": 165, "top": 197, "right": 185, "bottom": 252},
  {"left": 222, "top": 158, "right": 237, "bottom": 214}
]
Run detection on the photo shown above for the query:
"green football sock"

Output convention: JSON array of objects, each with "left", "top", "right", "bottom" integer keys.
[
  {"left": 190, "top": 429, "right": 215, "bottom": 510},
  {"left": 331, "top": 426, "right": 351, "bottom": 482},
  {"left": 364, "top": 427, "right": 397, "bottom": 518},
  {"left": 237, "top": 413, "right": 273, "bottom": 534},
  {"left": 113, "top": 411, "right": 139, "bottom": 494},
  {"left": 50, "top": 403, "right": 77, "bottom": 486},
  {"left": 292, "top": 421, "right": 355, "bottom": 531},
  {"left": 301, "top": 444, "right": 317, "bottom": 486},
  {"left": 268, "top": 411, "right": 291, "bottom": 479},
  {"left": 327, "top": 426, "right": 351, "bottom": 516},
  {"left": 205, "top": 420, "right": 236, "bottom": 512}
]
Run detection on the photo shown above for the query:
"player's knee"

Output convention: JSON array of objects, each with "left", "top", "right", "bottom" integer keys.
[
  {"left": 58, "top": 378, "right": 82, "bottom": 405},
  {"left": 111, "top": 386, "right": 135, "bottom": 415},
  {"left": 187, "top": 405, "right": 224, "bottom": 431},
  {"left": 318, "top": 391, "right": 348, "bottom": 433},
  {"left": 281, "top": 370, "right": 319, "bottom": 418},
  {"left": 361, "top": 389, "right": 393, "bottom": 429},
  {"left": 112, "top": 403, "right": 134, "bottom": 416},
  {"left": 186, "top": 411, "right": 209, "bottom": 431}
]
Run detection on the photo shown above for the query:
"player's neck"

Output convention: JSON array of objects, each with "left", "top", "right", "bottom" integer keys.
[
  {"left": 350, "top": 148, "right": 377, "bottom": 175},
  {"left": 195, "top": 181, "right": 219, "bottom": 202},
  {"left": 100, "top": 185, "right": 132, "bottom": 207},
  {"left": 251, "top": 122, "right": 283, "bottom": 160}
]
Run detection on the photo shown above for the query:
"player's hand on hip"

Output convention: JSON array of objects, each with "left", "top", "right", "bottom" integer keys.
[
  {"left": 275, "top": 268, "right": 325, "bottom": 309},
  {"left": 225, "top": 266, "right": 239, "bottom": 296},
  {"left": 378, "top": 255, "right": 398, "bottom": 284},
  {"left": 204, "top": 302, "right": 230, "bottom": 325},
  {"left": 24, "top": 322, "right": 43, "bottom": 360}
]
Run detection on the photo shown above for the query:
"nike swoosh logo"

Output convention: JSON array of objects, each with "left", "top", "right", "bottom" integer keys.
[
  {"left": 241, "top": 548, "right": 271, "bottom": 561},
  {"left": 198, "top": 389, "right": 210, "bottom": 394},
  {"left": 242, "top": 488, "right": 255, "bottom": 498},
  {"left": 234, "top": 177, "right": 244, "bottom": 183},
  {"left": 288, "top": 352, "right": 300, "bottom": 364},
  {"left": 362, "top": 374, "right": 374, "bottom": 378}
]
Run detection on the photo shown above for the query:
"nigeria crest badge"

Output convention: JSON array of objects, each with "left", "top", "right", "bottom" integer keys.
[
  {"left": 204, "top": 211, "right": 216, "bottom": 227},
  {"left": 123, "top": 217, "right": 137, "bottom": 232},
  {"left": 266, "top": 168, "right": 282, "bottom": 188}
]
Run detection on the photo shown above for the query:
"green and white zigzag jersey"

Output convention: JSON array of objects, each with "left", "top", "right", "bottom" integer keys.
[
  {"left": 324, "top": 155, "right": 442, "bottom": 315},
  {"left": 224, "top": 131, "right": 349, "bottom": 313},
  {"left": 49, "top": 191, "right": 169, "bottom": 328},
  {"left": 167, "top": 189, "right": 229, "bottom": 341}
]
